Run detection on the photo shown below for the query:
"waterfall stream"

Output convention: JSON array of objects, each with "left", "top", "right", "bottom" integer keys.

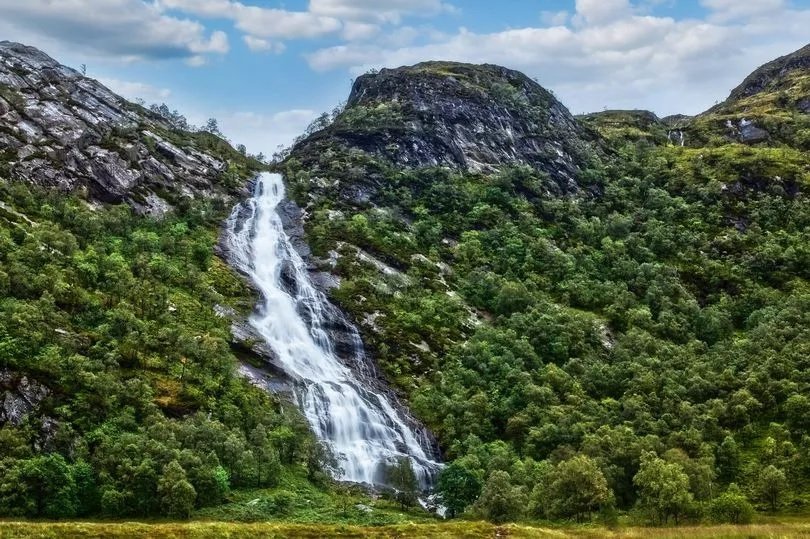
[{"left": 224, "top": 172, "right": 441, "bottom": 488}]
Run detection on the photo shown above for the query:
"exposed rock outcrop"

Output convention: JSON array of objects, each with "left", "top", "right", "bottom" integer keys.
[
  {"left": 289, "top": 61, "right": 601, "bottom": 196},
  {"left": 0, "top": 41, "right": 244, "bottom": 214},
  {"left": 675, "top": 43, "right": 810, "bottom": 147},
  {"left": 1, "top": 370, "right": 48, "bottom": 425},
  {"left": 723, "top": 43, "right": 810, "bottom": 104}
]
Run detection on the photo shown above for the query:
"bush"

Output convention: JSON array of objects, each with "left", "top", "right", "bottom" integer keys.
[
  {"left": 262, "top": 490, "right": 295, "bottom": 515},
  {"left": 472, "top": 471, "right": 526, "bottom": 523},
  {"left": 710, "top": 484, "right": 754, "bottom": 524},
  {"left": 543, "top": 455, "right": 614, "bottom": 522}
]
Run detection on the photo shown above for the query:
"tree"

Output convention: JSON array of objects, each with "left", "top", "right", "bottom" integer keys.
[
  {"left": 663, "top": 448, "right": 715, "bottom": 501},
  {"left": 756, "top": 465, "right": 787, "bottom": 512},
  {"left": 716, "top": 436, "right": 741, "bottom": 484},
  {"left": 388, "top": 457, "right": 418, "bottom": 509},
  {"left": 633, "top": 452, "right": 693, "bottom": 525},
  {"left": 16, "top": 455, "right": 78, "bottom": 518},
  {"left": 472, "top": 471, "right": 525, "bottom": 523},
  {"left": 203, "top": 118, "right": 222, "bottom": 136},
  {"left": 544, "top": 455, "right": 613, "bottom": 522},
  {"left": 709, "top": 483, "right": 754, "bottom": 524},
  {"left": 158, "top": 461, "right": 197, "bottom": 519},
  {"left": 785, "top": 394, "right": 810, "bottom": 433},
  {"left": 250, "top": 425, "right": 281, "bottom": 487},
  {"left": 72, "top": 460, "right": 99, "bottom": 516},
  {"left": 436, "top": 461, "right": 482, "bottom": 518}
]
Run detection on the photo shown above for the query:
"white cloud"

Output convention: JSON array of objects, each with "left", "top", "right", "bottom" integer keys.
[
  {"left": 701, "top": 0, "right": 787, "bottom": 22},
  {"left": 186, "top": 55, "right": 208, "bottom": 67},
  {"left": 342, "top": 21, "right": 381, "bottom": 41},
  {"left": 220, "top": 109, "right": 320, "bottom": 156},
  {"left": 177, "top": 106, "right": 318, "bottom": 157},
  {"left": 308, "top": 0, "right": 456, "bottom": 24},
  {"left": 304, "top": 1, "right": 810, "bottom": 116},
  {"left": 97, "top": 78, "right": 172, "bottom": 102},
  {"left": 541, "top": 10, "right": 570, "bottom": 27},
  {"left": 573, "top": 0, "right": 632, "bottom": 26},
  {"left": 0, "top": 0, "right": 229, "bottom": 61},
  {"left": 159, "top": 0, "right": 343, "bottom": 39},
  {"left": 243, "top": 35, "right": 285, "bottom": 53}
]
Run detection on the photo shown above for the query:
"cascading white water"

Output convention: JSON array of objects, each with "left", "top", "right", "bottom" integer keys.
[{"left": 225, "top": 172, "right": 441, "bottom": 488}]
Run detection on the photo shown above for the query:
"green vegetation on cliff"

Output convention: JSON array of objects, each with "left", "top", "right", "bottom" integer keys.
[
  {"left": 279, "top": 51, "right": 810, "bottom": 525},
  {"left": 2, "top": 39, "right": 810, "bottom": 531}
]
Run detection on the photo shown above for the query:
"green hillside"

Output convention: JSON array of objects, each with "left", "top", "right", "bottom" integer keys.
[{"left": 1, "top": 38, "right": 810, "bottom": 531}]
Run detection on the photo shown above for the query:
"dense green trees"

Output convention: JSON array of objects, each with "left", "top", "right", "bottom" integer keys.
[
  {"left": 472, "top": 471, "right": 525, "bottom": 523},
  {"left": 158, "top": 461, "right": 196, "bottom": 519},
  {"left": 281, "top": 93, "right": 810, "bottom": 524},
  {"left": 709, "top": 484, "right": 754, "bottom": 524},
  {"left": 0, "top": 179, "right": 327, "bottom": 519},
  {"left": 633, "top": 452, "right": 694, "bottom": 525},
  {"left": 757, "top": 465, "right": 788, "bottom": 512}
]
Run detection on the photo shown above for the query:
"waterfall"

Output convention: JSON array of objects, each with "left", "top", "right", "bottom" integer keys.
[{"left": 224, "top": 172, "right": 441, "bottom": 489}]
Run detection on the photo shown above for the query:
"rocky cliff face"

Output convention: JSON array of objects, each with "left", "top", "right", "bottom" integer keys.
[
  {"left": 688, "top": 43, "right": 810, "bottom": 146},
  {"left": 722, "top": 43, "right": 810, "bottom": 108},
  {"left": 289, "top": 61, "right": 600, "bottom": 196},
  {"left": 0, "top": 41, "right": 252, "bottom": 216}
]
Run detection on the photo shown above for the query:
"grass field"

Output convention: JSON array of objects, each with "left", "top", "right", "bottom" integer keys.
[{"left": 2, "top": 520, "right": 810, "bottom": 538}]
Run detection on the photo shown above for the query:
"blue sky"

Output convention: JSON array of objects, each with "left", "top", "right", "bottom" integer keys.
[{"left": 1, "top": 0, "right": 808, "bottom": 155}]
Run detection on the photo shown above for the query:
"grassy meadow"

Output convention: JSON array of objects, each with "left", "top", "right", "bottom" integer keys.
[{"left": 1, "top": 519, "right": 810, "bottom": 538}]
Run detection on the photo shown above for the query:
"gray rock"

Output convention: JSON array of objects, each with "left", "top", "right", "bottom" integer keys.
[
  {"left": 291, "top": 61, "right": 601, "bottom": 197},
  {"left": 739, "top": 119, "right": 769, "bottom": 143},
  {"left": 310, "top": 271, "right": 341, "bottom": 290},
  {"left": 1, "top": 370, "right": 49, "bottom": 425},
  {"left": 0, "top": 41, "right": 242, "bottom": 213},
  {"left": 276, "top": 198, "right": 311, "bottom": 258}
]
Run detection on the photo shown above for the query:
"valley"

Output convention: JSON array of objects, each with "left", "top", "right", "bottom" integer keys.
[{"left": 1, "top": 36, "right": 809, "bottom": 537}]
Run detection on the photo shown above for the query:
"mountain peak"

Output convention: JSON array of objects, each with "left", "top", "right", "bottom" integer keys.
[
  {"left": 291, "top": 61, "right": 600, "bottom": 195},
  {"left": 725, "top": 43, "right": 810, "bottom": 104}
]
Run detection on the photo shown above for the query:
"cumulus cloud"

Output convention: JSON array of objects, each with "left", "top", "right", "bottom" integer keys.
[
  {"left": 341, "top": 22, "right": 381, "bottom": 41},
  {"left": 97, "top": 78, "right": 172, "bottom": 102},
  {"left": 573, "top": 0, "right": 632, "bottom": 26},
  {"left": 309, "top": 0, "right": 456, "bottom": 23},
  {"left": 243, "top": 36, "right": 285, "bottom": 54},
  {"left": 701, "top": 0, "right": 787, "bottom": 22},
  {"left": 0, "top": 0, "right": 229, "bottom": 61},
  {"left": 159, "top": 0, "right": 343, "bottom": 40},
  {"left": 219, "top": 109, "right": 319, "bottom": 156},
  {"left": 541, "top": 11, "right": 570, "bottom": 27},
  {"left": 304, "top": 0, "right": 810, "bottom": 115}
]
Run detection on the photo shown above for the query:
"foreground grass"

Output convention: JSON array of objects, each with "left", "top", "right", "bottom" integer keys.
[{"left": 2, "top": 520, "right": 810, "bottom": 538}]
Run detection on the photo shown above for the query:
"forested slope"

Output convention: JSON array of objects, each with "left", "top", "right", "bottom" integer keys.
[
  {"left": 0, "top": 42, "right": 330, "bottom": 519},
  {"left": 1, "top": 38, "right": 809, "bottom": 527},
  {"left": 280, "top": 51, "right": 810, "bottom": 523}
]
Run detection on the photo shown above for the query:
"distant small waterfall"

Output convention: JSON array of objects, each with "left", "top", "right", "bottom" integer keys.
[{"left": 224, "top": 172, "right": 441, "bottom": 488}]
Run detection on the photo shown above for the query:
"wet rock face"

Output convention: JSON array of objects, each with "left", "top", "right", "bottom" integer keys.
[
  {"left": 739, "top": 121, "right": 769, "bottom": 143},
  {"left": 292, "top": 61, "right": 600, "bottom": 196},
  {"left": 0, "top": 41, "right": 230, "bottom": 213},
  {"left": 1, "top": 370, "right": 49, "bottom": 426}
]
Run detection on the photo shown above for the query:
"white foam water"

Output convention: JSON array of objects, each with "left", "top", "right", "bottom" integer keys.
[{"left": 224, "top": 172, "right": 441, "bottom": 488}]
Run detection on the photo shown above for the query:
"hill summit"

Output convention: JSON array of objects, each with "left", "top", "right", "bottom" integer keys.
[{"left": 290, "top": 61, "right": 600, "bottom": 195}]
